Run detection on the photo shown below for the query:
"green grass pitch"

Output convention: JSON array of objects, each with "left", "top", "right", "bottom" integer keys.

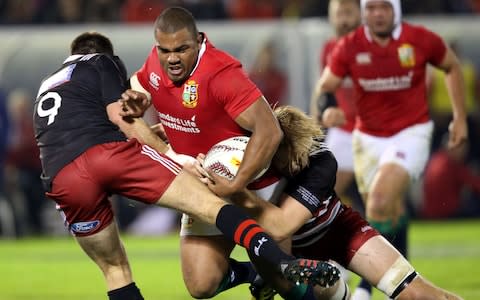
[{"left": 1, "top": 219, "right": 479, "bottom": 299}]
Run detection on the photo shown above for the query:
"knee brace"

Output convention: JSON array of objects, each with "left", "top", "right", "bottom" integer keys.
[{"left": 376, "top": 256, "right": 418, "bottom": 299}]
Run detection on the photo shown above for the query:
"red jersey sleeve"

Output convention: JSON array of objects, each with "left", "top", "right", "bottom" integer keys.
[
  {"left": 320, "top": 38, "right": 336, "bottom": 70},
  {"left": 420, "top": 27, "right": 447, "bottom": 66},
  {"left": 210, "top": 64, "right": 263, "bottom": 119},
  {"left": 328, "top": 37, "right": 350, "bottom": 78}
]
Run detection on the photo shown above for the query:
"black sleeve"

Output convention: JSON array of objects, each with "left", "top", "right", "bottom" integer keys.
[
  {"left": 95, "top": 55, "right": 128, "bottom": 106},
  {"left": 318, "top": 93, "right": 338, "bottom": 113},
  {"left": 284, "top": 151, "right": 338, "bottom": 214}
]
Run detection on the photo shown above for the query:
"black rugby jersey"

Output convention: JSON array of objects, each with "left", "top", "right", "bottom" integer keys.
[
  {"left": 34, "top": 53, "right": 128, "bottom": 191},
  {"left": 283, "top": 146, "right": 343, "bottom": 248}
]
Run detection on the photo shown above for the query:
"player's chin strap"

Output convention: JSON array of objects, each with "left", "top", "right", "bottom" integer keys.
[{"left": 377, "top": 256, "right": 418, "bottom": 299}]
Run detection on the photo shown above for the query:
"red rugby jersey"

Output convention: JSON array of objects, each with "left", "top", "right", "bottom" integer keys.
[
  {"left": 328, "top": 23, "right": 446, "bottom": 136},
  {"left": 135, "top": 35, "right": 262, "bottom": 156},
  {"left": 135, "top": 34, "right": 279, "bottom": 188}
]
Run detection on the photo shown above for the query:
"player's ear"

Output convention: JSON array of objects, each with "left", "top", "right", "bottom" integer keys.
[{"left": 197, "top": 33, "right": 203, "bottom": 45}]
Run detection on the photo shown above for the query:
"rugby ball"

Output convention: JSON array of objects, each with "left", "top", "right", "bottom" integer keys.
[{"left": 203, "top": 136, "right": 269, "bottom": 181}]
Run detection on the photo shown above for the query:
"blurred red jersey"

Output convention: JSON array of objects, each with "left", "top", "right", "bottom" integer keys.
[
  {"left": 321, "top": 38, "right": 357, "bottom": 132},
  {"left": 135, "top": 34, "right": 262, "bottom": 156},
  {"left": 328, "top": 23, "right": 447, "bottom": 136}
]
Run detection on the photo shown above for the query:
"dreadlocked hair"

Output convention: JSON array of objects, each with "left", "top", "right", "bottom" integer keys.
[{"left": 273, "top": 105, "right": 325, "bottom": 176}]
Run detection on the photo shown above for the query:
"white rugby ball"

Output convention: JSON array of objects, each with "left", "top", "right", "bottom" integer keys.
[{"left": 203, "top": 136, "right": 269, "bottom": 181}]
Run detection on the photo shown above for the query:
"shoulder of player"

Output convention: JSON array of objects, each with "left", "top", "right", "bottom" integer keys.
[
  {"left": 401, "top": 22, "right": 439, "bottom": 39},
  {"left": 202, "top": 42, "right": 242, "bottom": 74},
  {"left": 309, "top": 147, "right": 337, "bottom": 169},
  {"left": 335, "top": 28, "right": 361, "bottom": 48},
  {"left": 70, "top": 53, "right": 116, "bottom": 72}
]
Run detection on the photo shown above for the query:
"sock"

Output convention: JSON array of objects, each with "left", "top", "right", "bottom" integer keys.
[
  {"left": 391, "top": 215, "right": 409, "bottom": 258},
  {"left": 215, "top": 204, "right": 294, "bottom": 266},
  {"left": 284, "top": 283, "right": 316, "bottom": 300},
  {"left": 213, "top": 259, "right": 257, "bottom": 295},
  {"left": 107, "top": 282, "right": 144, "bottom": 300}
]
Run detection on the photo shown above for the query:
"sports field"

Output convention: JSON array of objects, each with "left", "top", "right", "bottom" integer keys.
[{"left": 1, "top": 219, "right": 479, "bottom": 300}]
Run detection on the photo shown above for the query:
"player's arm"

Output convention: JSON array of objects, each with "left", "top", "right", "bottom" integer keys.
[
  {"left": 207, "top": 97, "right": 282, "bottom": 197},
  {"left": 434, "top": 46, "right": 468, "bottom": 148},
  {"left": 225, "top": 187, "right": 311, "bottom": 243},
  {"left": 310, "top": 67, "right": 345, "bottom": 127},
  {"left": 234, "top": 97, "right": 283, "bottom": 188},
  {"left": 107, "top": 99, "right": 169, "bottom": 154}
]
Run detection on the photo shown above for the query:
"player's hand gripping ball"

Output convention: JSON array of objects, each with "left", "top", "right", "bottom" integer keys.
[{"left": 203, "top": 136, "right": 269, "bottom": 181}]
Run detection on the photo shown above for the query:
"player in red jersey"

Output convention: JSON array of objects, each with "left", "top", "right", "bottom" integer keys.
[
  {"left": 311, "top": 0, "right": 468, "bottom": 299},
  {"left": 311, "top": 0, "right": 361, "bottom": 218},
  {"left": 204, "top": 105, "right": 463, "bottom": 300},
  {"left": 119, "top": 6, "right": 330, "bottom": 300},
  {"left": 34, "top": 31, "right": 338, "bottom": 300}
]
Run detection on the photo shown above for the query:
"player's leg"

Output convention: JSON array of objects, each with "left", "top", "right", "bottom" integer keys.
[
  {"left": 75, "top": 221, "right": 143, "bottom": 299},
  {"left": 46, "top": 145, "right": 146, "bottom": 300},
  {"left": 349, "top": 235, "right": 463, "bottom": 300},
  {"left": 179, "top": 235, "right": 237, "bottom": 298},
  {"left": 157, "top": 170, "right": 341, "bottom": 290}
]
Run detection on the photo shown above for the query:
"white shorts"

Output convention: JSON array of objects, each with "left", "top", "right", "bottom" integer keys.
[
  {"left": 180, "top": 179, "right": 287, "bottom": 236},
  {"left": 352, "top": 121, "right": 433, "bottom": 194},
  {"left": 325, "top": 127, "right": 354, "bottom": 172}
]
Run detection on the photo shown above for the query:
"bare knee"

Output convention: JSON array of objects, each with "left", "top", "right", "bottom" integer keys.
[
  {"left": 367, "top": 191, "right": 391, "bottom": 217},
  {"left": 184, "top": 273, "right": 223, "bottom": 299}
]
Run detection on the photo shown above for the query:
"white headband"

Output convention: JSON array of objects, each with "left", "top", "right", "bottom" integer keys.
[{"left": 360, "top": 0, "right": 402, "bottom": 26}]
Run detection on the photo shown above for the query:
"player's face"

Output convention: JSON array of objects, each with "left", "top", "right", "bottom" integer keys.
[
  {"left": 330, "top": 1, "right": 361, "bottom": 37},
  {"left": 364, "top": 1, "right": 395, "bottom": 38},
  {"left": 155, "top": 27, "right": 201, "bottom": 84}
]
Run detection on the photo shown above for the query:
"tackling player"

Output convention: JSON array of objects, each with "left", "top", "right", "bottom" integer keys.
[
  {"left": 311, "top": 0, "right": 468, "bottom": 299},
  {"left": 205, "top": 105, "right": 464, "bottom": 300},
  {"left": 311, "top": 0, "right": 361, "bottom": 204}
]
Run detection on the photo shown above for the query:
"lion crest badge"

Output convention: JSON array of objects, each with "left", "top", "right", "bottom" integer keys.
[
  {"left": 398, "top": 43, "right": 415, "bottom": 68},
  {"left": 182, "top": 80, "right": 198, "bottom": 108}
]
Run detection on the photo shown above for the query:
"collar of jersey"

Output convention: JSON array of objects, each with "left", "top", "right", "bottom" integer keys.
[
  {"left": 364, "top": 23, "right": 402, "bottom": 42},
  {"left": 189, "top": 34, "right": 207, "bottom": 76},
  {"left": 64, "top": 54, "right": 84, "bottom": 63}
]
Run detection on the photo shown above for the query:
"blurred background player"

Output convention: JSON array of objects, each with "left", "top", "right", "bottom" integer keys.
[
  {"left": 311, "top": 0, "right": 362, "bottom": 283},
  {"left": 311, "top": 0, "right": 362, "bottom": 215},
  {"left": 422, "top": 135, "right": 480, "bottom": 219},
  {"left": 310, "top": 0, "right": 468, "bottom": 299}
]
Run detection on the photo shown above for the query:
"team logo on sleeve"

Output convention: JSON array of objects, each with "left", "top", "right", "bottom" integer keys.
[
  {"left": 149, "top": 72, "right": 161, "bottom": 90},
  {"left": 182, "top": 80, "right": 199, "bottom": 108},
  {"left": 398, "top": 44, "right": 415, "bottom": 68}
]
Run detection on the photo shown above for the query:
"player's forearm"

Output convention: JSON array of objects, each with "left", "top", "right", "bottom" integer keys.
[
  {"left": 121, "top": 117, "right": 169, "bottom": 154},
  {"left": 444, "top": 63, "right": 467, "bottom": 120},
  {"left": 310, "top": 80, "right": 322, "bottom": 118},
  {"left": 230, "top": 191, "right": 291, "bottom": 242},
  {"left": 235, "top": 125, "right": 282, "bottom": 188}
]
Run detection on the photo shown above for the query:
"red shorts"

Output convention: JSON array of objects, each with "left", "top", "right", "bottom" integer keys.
[
  {"left": 292, "top": 206, "right": 379, "bottom": 267},
  {"left": 47, "top": 140, "right": 180, "bottom": 236}
]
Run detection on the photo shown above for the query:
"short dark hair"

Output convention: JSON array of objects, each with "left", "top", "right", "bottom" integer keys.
[
  {"left": 70, "top": 32, "right": 114, "bottom": 56},
  {"left": 154, "top": 7, "right": 199, "bottom": 39}
]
